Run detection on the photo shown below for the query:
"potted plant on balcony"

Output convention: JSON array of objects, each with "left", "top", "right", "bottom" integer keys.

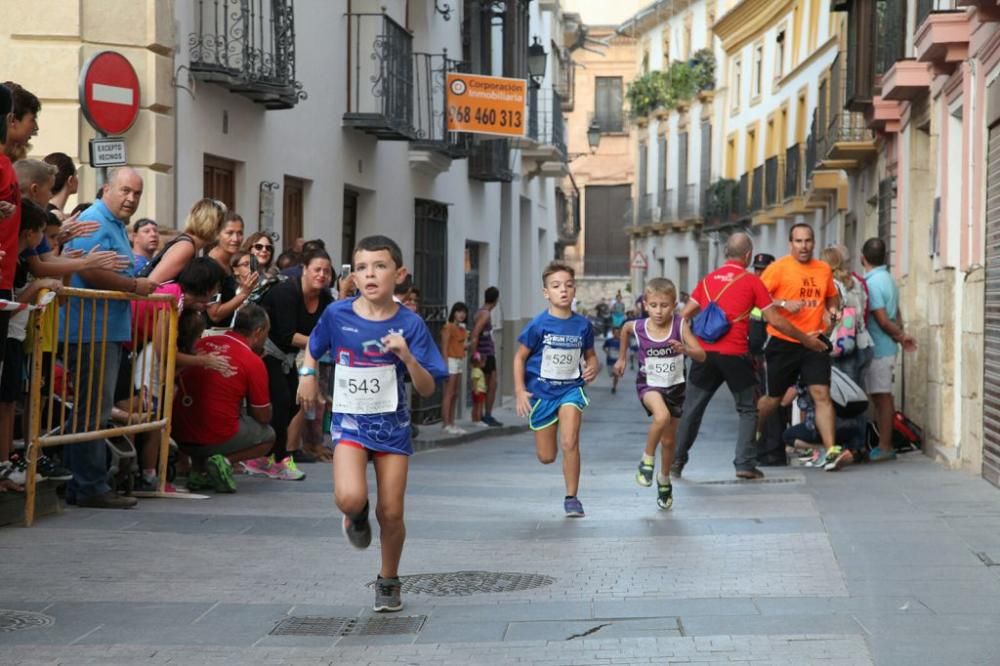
[
  {"left": 704, "top": 178, "right": 738, "bottom": 225},
  {"left": 690, "top": 48, "right": 716, "bottom": 102},
  {"left": 626, "top": 71, "right": 668, "bottom": 125}
]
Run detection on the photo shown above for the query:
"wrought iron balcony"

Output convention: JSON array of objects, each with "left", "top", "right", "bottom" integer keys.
[
  {"left": 637, "top": 192, "right": 656, "bottom": 225},
  {"left": 764, "top": 155, "right": 782, "bottom": 207},
  {"left": 412, "top": 52, "right": 469, "bottom": 158},
  {"left": 750, "top": 165, "right": 764, "bottom": 213},
  {"left": 679, "top": 183, "right": 700, "bottom": 219},
  {"left": 805, "top": 132, "right": 817, "bottom": 182},
  {"left": 876, "top": 0, "right": 907, "bottom": 77},
  {"left": 703, "top": 178, "right": 740, "bottom": 229},
  {"left": 916, "top": 0, "right": 934, "bottom": 28},
  {"left": 820, "top": 109, "right": 877, "bottom": 163},
  {"left": 784, "top": 143, "right": 802, "bottom": 200},
  {"left": 525, "top": 89, "right": 568, "bottom": 161},
  {"left": 344, "top": 11, "right": 415, "bottom": 140},
  {"left": 737, "top": 173, "right": 750, "bottom": 218},
  {"left": 468, "top": 139, "right": 513, "bottom": 182},
  {"left": 189, "top": 0, "right": 305, "bottom": 109}
]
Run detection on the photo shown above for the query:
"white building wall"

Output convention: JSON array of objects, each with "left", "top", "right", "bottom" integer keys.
[{"left": 175, "top": 0, "right": 563, "bottom": 399}]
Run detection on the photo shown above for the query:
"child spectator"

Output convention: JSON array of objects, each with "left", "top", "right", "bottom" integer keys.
[
  {"left": 440, "top": 301, "right": 469, "bottom": 434},
  {"left": 514, "top": 261, "right": 599, "bottom": 518},
  {"left": 297, "top": 235, "right": 448, "bottom": 613}
]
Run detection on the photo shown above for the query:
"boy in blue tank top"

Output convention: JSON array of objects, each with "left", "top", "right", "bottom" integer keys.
[
  {"left": 297, "top": 235, "right": 448, "bottom": 613},
  {"left": 514, "top": 261, "right": 599, "bottom": 517},
  {"left": 615, "top": 278, "right": 704, "bottom": 510}
]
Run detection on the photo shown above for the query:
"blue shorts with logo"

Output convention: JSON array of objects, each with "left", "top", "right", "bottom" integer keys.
[{"left": 528, "top": 387, "right": 589, "bottom": 431}]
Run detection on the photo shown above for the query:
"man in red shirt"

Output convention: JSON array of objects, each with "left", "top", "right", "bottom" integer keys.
[
  {"left": 673, "top": 233, "right": 826, "bottom": 479},
  {"left": 172, "top": 304, "right": 275, "bottom": 493}
]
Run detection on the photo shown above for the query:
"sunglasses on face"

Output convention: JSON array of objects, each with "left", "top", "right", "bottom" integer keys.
[{"left": 252, "top": 243, "right": 273, "bottom": 252}]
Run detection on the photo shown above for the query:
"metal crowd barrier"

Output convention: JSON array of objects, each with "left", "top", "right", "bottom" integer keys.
[{"left": 23, "top": 287, "right": 179, "bottom": 526}]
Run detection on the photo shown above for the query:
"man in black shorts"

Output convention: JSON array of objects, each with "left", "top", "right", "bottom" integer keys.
[{"left": 757, "top": 224, "right": 841, "bottom": 469}]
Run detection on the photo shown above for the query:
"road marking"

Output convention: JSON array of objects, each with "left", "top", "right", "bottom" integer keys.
[{"left": 92, "top": 83, "right": 134, "bottom": 106}]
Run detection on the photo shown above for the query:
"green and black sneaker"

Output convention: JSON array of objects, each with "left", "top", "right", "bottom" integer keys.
[
  {"left": 656, "top": 480, "right": 673, "bottom": 510},
  {"left": 636, "top": 458, "right": 654, "bottom": 487},
  {"left": 186, "top": 471, "right": 214, "bottom": 492},
  {"left": 206, "top": 454, "right": 237, "bottom": 493}
]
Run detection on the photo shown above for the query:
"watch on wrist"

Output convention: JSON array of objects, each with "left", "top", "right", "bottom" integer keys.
[{"left": 297, "top": 367, "right": 317, "bottom": 377}]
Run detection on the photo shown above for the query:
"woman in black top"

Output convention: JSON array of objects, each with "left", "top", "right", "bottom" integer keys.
[
  {"left": 205, "top": 212, "right": 258, "bottom": 327},
  {"left": 252, "top": 249, "right": 334, "bottom": 477}
]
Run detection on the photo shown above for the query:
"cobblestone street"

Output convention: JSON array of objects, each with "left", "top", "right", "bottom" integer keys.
[{"left": 4, "top": 372, "right": 1000, "bottom": 665}]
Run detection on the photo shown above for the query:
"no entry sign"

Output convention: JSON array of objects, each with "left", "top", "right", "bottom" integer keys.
[{"left": 79, "top": 51, "right": 140, "bottom": 135}]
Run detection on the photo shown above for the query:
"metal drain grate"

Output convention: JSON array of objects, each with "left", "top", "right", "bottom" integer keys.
[
  {"left": 0, "top": 609, "right": 55, "bottom": 633},
  {"left": 698, "top": 477, "right": 804, "bottom": 485},
  {"left": 369, "top": 571, "right": 556, "bottom": 596},
  {"left": 270, "top": 615, "right": 426, "bottom": 637}
]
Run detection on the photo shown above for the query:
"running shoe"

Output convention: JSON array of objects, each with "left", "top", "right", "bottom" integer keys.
[
  {"left": 186, "top": 471, "right": 215, "bottom": 491},
  {"left": 801, "top": 449, "right": 825, "bottom": 468},
  {"left": 656, "top": 480, "right": 674, "bottom": 510},
  {"left": 449, "top": 425, "right": 469, "bottom": 435},
  {"left": 482, "top": 415, "right": 503, "bottom": 427},
  {"left": 824, "top": 447, "right": 854, "bottom": 472},
  {"left": 373, "top": 575, "right": 403, "bottom": 613},
  {"left": 564, "top": 496, "right": 585, "bottom": 517},
  {"left": 735, "top": 468, "right": 765, "bottom": 480},
  {"left": 271, "top": 457, "right": 306, "bottom": 481},
  {"left": 669, "top": 461, "right": 685, "bottom": 479},
  {"left": 472, "top": 420, "right": 490, "bottom": 428},
  {"left": 36, "top": 455, "right": 72, "bottom": 482},
  {"left": 342, "top": 510, "right": 372, "bottom": 550},
  {"left": 635, "top": 458, "right": 654, "bottom": 487},
  {"left": 206, "top": 454, "right": 237, "bottom": 493},
  {"left": 239, "top": 457, "right": 272, "bottom": 477},
  {"left": 823, "top": 445, "right": 844, "bottom": 469},
  {"left": 868, "top": 447, "right": 897, "bottom": 463},
  {"left": 5, "top": 455, "right": 40, "bottom": 484}
]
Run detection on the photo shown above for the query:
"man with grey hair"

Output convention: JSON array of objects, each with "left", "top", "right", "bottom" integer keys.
[
  {"left": 62, "top": 166, "right": 158, "bottom": 509},
  {"left": 673, "top": 232, "right": 826, "bottom": 480}
]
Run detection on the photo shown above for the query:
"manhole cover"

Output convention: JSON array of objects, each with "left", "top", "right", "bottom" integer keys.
[
  {"left": 270, "top": 615, "right": 426, "bottom": 637},
  {"left": 369, "top": 571, "right": 555, "bottom": 596},
  {"left": 698, "top": 477, "right": 804, "bottom": 485},
  {"left": 0, "top": 609, "right": 55, "bottom": 633}
]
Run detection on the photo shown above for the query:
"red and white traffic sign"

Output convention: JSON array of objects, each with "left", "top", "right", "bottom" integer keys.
[
  {"left": 631, "top": 251, "right": 648, "bottom": 270},
  {"left": 79, "top": 51, "right": 140, "bottom": 135}
]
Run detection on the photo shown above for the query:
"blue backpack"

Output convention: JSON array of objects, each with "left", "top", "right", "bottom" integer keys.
[{"left": 692, "top": 273, "right": 747, "bottom": 343}]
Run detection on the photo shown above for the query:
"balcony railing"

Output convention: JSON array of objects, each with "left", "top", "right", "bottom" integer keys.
[
  {"left": 806, "top": 131, "right": 817, "bottom": 181},
  {"left": 876, "top": 0, "right": 907, "bottom": 77},
  {"left": 412, "top": 52, "right": 469, "bottom": 157},
  {"left": 764, "top": 155, "right": 782, "bottom": 207},
  {"left": 344, "top": 12, "right": 415, "bottom": 140},
  {"left": 737, "top": 173, "right": 750, "bottom": 218},
  {"left": 916, "top": 0, "right": 934, "bottom": 28},
  {"left": 527, "top": 88, "right": 567, "bottom": 160},
  {"left": 637, "top": 192, "right": 656, "bottom": 225},
  {"left": 750, "top": 165, "right": 764, "bottom": 213},
  {"left": 679, "top": 183, "right": 700, "bottom": 219},
  {"left": 469, "top": 139, "right": 513, "bottom": 182},
  {"left": 190, "top": 0, "right": 305, "bottom": 109},
  {"left": 784, "top": 143, "right": 802, "bottom": 200},
  {"left": 661, "top": 188, "right": 677, "bottom": 222},
  {"left": 703, "top": 178, "right": 740, "bottom": 229}
]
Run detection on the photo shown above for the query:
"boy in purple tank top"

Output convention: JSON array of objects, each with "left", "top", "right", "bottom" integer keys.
[{"left": 615, "top": 278, "right": 704, "bottom": 510}]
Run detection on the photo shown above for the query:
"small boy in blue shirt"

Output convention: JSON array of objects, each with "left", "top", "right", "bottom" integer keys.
[
  {"left": 603, "top": 327, "right": 621, "bottom": 394},
  {"left": 514, "top": 261, "right": 599, "bottom": 517},
  {"left": 297, "top": 235, "right": 448, "bottom": 613}
]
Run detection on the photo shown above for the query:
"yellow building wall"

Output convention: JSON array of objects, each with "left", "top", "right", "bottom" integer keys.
[{"left": 1, "top": 0, "right": 176, "bottom": 225}]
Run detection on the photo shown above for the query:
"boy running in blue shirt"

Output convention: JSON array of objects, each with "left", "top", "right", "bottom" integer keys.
[
  {"left": 297, "top": 235, "right": 448, "bottom": 613},
  {"left": 514, "top": 261, "right": 599, "bottom": 517}
]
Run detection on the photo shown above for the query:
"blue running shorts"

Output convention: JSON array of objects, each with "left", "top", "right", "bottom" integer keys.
[{"left": 528, "top": 387, "right": 589, "bottom": 431}]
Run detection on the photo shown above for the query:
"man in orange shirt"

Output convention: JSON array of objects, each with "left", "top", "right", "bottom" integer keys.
[{"left": 758, "top": 223, "right": 842, "bottom": 468}]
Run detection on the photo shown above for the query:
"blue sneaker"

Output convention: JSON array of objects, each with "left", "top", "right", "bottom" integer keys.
[
  {"left": 868, "top": 447, "right": 897, "bottom": 463},
  {"left": 564, "top": 496, "right": 585, "bottom": 517}
]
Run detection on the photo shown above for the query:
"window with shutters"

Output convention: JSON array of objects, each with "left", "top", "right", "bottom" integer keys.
[
  {"left": 699, "top": 121, "right": 712, "bottom": 216},
  {"left": 282, "top": 176, "right": 305, "bottom": 246},
  {"left": 677, "top": 131, "right": 691, "bottom": 216},
  {"left": 203, "top": 155, "right": 236, "bottom": 210},
  {"left": 595, "top": 76, "right": 624, "bottom": 132},
  {"left": 843, "top": 0, "right": 876, "bottom": 110},
  {"left": 658, "top": 135, "right": 668, "bottom": 213},
  {"left": 877, "top": 177, "right": 896, "bottom": 269},
  {"left": 751, "top": 42, "right": 764, "bottom": 102},
  {"left": 731, "top": 57, "right": 742, "bottom": 114}
]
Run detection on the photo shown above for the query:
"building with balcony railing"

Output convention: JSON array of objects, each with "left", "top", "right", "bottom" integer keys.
[{"left": 620, "top": 0, "right": 720, "bottom": 296}]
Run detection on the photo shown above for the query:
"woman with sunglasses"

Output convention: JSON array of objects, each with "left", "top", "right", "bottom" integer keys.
[
  {"left": 143, "top": 198, "right": 227, "bottom": 284},
  {"left": 205, "top": 212, "right": 259, "bottom": 327},
  {"left": 242, "top": 232, "right": 277, "bottom": 277},
  {"left": 241, "top": 248, "right": 334, "bottom": 480}
]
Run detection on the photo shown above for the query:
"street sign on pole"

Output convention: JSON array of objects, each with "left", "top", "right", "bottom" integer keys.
[
  {"left": 446, "top": 72, "right": 527, "bottom": 137},
  {"left": 631, "top": 251, "right": 648, "bottom": 270},
  {"left": 79, "top": 51, "right": 140, "bottom": 135},
  {"left": 88, "top": 137, "right": 127, "bottom": 167}
]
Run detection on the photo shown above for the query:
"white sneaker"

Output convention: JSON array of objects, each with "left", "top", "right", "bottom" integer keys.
[{"left": 450, "top": 425, "right": 468, "bottom": 435}]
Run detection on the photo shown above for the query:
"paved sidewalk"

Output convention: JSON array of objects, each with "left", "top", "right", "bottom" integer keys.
[{"left": 4, "top": 370, "right": 1000, "bottom": 665}]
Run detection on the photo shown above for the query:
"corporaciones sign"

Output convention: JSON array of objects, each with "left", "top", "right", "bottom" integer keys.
[{"left": 446, "top": 73, "right": 527, "bottom": 138}]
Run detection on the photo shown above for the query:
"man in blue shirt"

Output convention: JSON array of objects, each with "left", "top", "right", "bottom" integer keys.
[
  {"left": 861, "top": 238, "right": 916, "bottom": 462},
  {"left": 61, "top": 167, "right": 157, "bottom": 509}
]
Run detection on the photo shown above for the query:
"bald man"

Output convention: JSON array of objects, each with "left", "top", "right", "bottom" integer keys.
[
  {"left": 673, "top": 233, "right": 826, "bottom": 480},
  {"left": 61, "top": 167, "right": 157, "bottom": 509}
]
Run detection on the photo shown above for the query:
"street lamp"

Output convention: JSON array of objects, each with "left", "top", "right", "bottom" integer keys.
[
  {"left": 527, "top": 37, "right": 547, "bottom": 88},
  {"left": 586, "top": 120, "right": 602, "bottom": 152}
]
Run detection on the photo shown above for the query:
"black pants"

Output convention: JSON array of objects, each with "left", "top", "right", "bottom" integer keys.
[{"left": 264, "top": 355, "right": 299, "bottom": 461}]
